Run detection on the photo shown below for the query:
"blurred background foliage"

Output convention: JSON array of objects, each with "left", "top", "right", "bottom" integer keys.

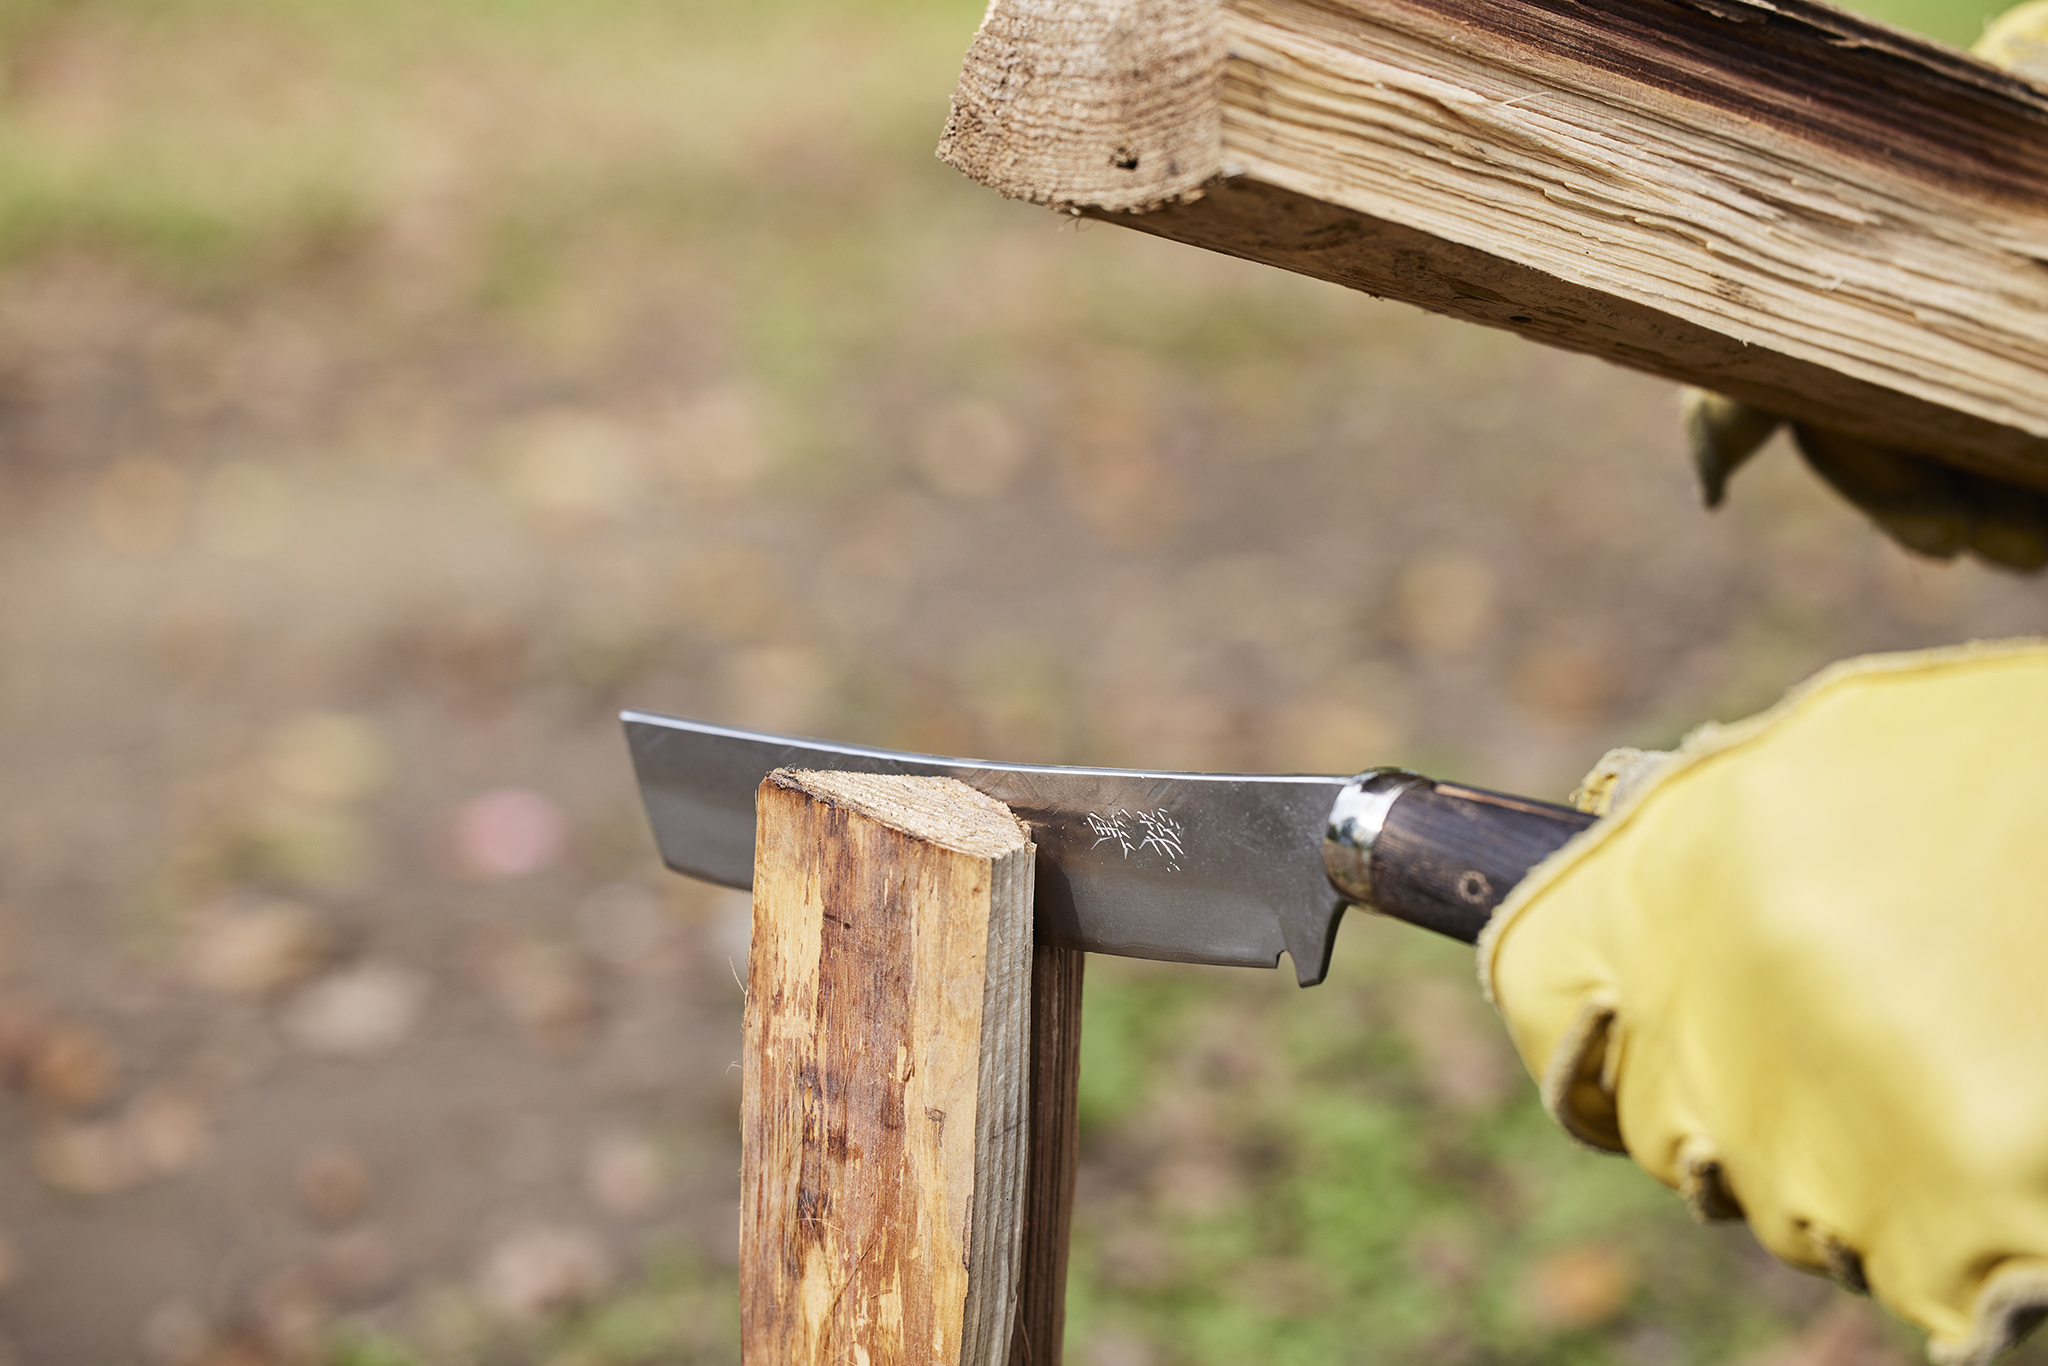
[{"left": 0, "top": 0, "right": 2041, "bottom": 1363}]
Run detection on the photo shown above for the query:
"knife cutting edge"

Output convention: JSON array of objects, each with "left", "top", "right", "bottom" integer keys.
[{"left": 622, "top": 710, "right": 1594, "bottom": 987}]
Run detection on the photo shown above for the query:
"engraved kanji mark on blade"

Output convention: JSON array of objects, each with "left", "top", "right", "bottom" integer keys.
[
  {"left": 1135, "top": 811, "right": 1186, "bottom": 866},
  {"left": 1084, "top": 811, "right": 1133, "bottom": 857},
  {"left": 1084, "top": 809, "right": 1184, "bottom": 872}
]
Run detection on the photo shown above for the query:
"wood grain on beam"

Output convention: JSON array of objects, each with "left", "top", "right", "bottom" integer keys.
[
  {"left": 939, "top": 0, "right": 2048, "bottom": 486},
  {"left": 743, "top": 769, "right": 1035, "bottom": 1366}
]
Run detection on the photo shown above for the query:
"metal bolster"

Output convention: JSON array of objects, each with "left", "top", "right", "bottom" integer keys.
[{"left": 1322, "top": 767, "right": 1429, "bottom": 908}]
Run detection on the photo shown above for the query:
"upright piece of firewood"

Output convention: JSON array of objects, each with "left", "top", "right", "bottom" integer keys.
[
  {"left": 938, "top": 0, "right": 2048, "bottom": 486},
  {"left": 744, "top": 769, "right": 1036, "bottom": 1366}
]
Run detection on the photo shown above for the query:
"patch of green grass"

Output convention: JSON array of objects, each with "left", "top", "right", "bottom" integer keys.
[
  {"left": 1066, "top": 928, "right": 1827, "bottom": 1366},
  {"left": 544, "top": 1253, "right": 740, "bottom": 1366},
  {"left": 1841, "top": 0, "right": 2013, "bottom": 47},
  {"left": 328, "top": 1327, "right": 428, "bottom": 1366},
  {"left": 0, "top": 0, "right": 989, "bottom": 286}
]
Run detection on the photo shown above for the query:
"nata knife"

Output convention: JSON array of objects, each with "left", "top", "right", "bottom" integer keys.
[{"left": 623, "top": 711, "right": 1594, "bottom": 987}]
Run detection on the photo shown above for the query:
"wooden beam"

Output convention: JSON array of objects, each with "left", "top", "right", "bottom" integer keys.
[
  {"left": 938, "top": 0, "right": 2048, "bottom": 488},
  {"left": 743, "top": 769, "right": 1035, "bottom": 1366}
]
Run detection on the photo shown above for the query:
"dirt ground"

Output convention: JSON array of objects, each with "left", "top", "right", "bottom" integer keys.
[{"left": 0, "top": 1, "right": 2043, "bottom": 1363}]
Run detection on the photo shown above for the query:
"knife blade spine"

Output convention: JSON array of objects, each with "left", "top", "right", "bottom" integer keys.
[{"left": 622, "top": 711, "right": 1350, "bottom": 789}]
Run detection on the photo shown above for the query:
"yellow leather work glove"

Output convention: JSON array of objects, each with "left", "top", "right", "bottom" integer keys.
[
  {"left": 1980, "top": 0, "right": 2048, "bottom": 82},
  {"left": 1680, "top": 0, "right": 2048, "bottom": 573},
  {"left": 1482, "top": 640, "right": 2048, "bottom": 1365}
]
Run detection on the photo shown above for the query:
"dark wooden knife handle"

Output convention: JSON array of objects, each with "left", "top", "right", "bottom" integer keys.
[{"left": 1364, "top": 782, "right": 1595, "bottom": 944}]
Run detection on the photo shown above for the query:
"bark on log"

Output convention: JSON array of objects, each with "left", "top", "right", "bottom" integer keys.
[
  {"left": 742, "top": 769, "right": 1037, "bottom": 1366},
  {"left": 1009, "top": 943, "right": 1083, "bottom": 1366},
  {"left": 938, "top": 0, "right": 2048, "bottom": 487}
]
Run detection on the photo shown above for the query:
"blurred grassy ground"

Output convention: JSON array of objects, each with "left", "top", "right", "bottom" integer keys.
[
  {"left": 0, "top": 1, "right": 2041, "bottom": 1364},
  {"left": 1853, "top": 0, "right": 2017, "bottom": 40}
]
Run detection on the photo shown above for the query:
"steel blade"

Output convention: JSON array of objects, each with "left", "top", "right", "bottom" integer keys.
[{"left": 622, "top": 711, "right": 1353, "bottom": 986}]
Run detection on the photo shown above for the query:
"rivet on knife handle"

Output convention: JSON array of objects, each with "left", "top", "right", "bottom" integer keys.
[{"left": 1324, "top": 771, "right": 1597, "bottom": 944}]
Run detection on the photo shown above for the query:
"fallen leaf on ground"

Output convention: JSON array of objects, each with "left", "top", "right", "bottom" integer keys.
[
  {"left": 1082, "top": 1329, "right": 1157, "bottom": 1366},
  {"left": 34, "top": 1122, "right": 142, "bottom": 1196},
  {"left": 583, "top": 1130, "right": 666, "bottom": 1220},
  {"left": 91, "top": 457, "right": 187, "bottom": 556},
  {"left": 1408, "top": 1226, "right": 1479, "bottom": 1289},
  {"left": 1395, "top": 551, "right": 1497, "bottom": 659},
  {"left": 474, "top": 1225, "right": 613, "bottom": 1322},
  {"left": 480, "top": 935, "right": 593, "bottom": 1054},
  {"left": 1522, "top": 1243, "right": 1636, "bottom": 1331},
  {"left": 184, "top": 900, "right": 331, "bottom": 998},
  {"left": 25, "top": 1023, "right": 118, "bottom": 1112},
  {"left": 263, "top": 713, "right": 390, "bottom": 805},
  {"left": 294, "top": 1141, "right": 373, "bottom": 1228},
  {"left": 1734, "top": 1299, "right": 1913, "bottom": 1366},
  {"left": 449, "top": 788, "right": 564, "bottom": 879},
  {"left": 574, "top": 883, "right": 676, "bottom": 972},
  {"left": 124, "top": 1088, "right": 210, "bottom": 1176},
  {"left": 137, "top": 1299, "right": 212, "bottom": 1366},
  {"left": 1513, "top": 641, "right": 1615, "bottom": 730},
  {"left": 247, "top": 1266, "right": 327, "bottom": 1360},
  {"left": 0, "top": 1002, "right": 44, "bottom": 1084},
  {"left": 1098, "top": 1229, "right": 1172, "bottom": 1290},
  {"left": 279, "top": 963, "right": 429, "bottom": 1058},
  {"left": 312, "top": 1224, "right": 402, "bottom": 1302}
]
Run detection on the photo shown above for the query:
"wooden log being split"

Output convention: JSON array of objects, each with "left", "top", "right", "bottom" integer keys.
[
  {"left": 743, "top": 770, "right": 1080, "bottom": 1366},
  {"left": 938, "top": 0, "right": 2048, "bottom": 487}
]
